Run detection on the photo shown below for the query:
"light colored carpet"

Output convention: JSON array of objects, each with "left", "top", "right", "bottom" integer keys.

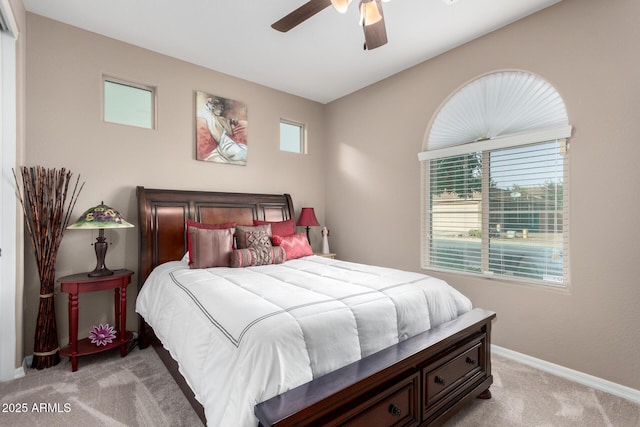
[
  {"left": 0, "top": 346, "right": 203, "bottom": 426},
  {"left": 1, "top": 347, "right": 639, "bottom": 426},
  {"left": 447, "top": 355, "right": 640, "bottom": 427}
]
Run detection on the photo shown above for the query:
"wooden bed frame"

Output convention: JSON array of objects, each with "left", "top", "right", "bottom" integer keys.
[{"left": 136, "top": 186, "right": 496, "bottom": 426}]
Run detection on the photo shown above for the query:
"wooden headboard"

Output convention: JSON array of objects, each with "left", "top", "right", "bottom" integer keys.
[{"left": 136, "top": 186, "right": 294, "bottom": 286}]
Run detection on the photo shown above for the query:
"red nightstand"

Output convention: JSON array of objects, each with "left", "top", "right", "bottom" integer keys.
[{"left": 58, "top": 269, "right": 134, "bottom": 371}]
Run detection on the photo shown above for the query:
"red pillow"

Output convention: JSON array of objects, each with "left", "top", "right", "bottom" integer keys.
[
  {"left": 272, "top": 232, "right": 313, "bottom": 260},
  {"left": 253, "top": 219, "right": 295, "bottom": 237},
  {"left": 186, "top": 219, "right": 236, "bottom": 265}
]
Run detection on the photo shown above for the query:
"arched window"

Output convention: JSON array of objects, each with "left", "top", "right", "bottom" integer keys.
[{"left": 418, "top": 70, "right": 571, "bottom": 287}]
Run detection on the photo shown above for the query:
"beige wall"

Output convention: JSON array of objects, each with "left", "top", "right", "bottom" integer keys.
[
  {"left": 24, "top": 14, "right": 327, "bottom": 354},
  {"left": 325, "top": 0, "right": 640, "bottom": 390},
  {"left": 21, "top": 0, "right": 640, "bottom": 392}
]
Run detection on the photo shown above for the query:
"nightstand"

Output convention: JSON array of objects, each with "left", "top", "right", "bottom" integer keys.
[
  {"left": 58, "top": 269, "right": 134, "bottom": 371},
  {"left": 315, "top": 253, "right": 336, "bottom": 259}
]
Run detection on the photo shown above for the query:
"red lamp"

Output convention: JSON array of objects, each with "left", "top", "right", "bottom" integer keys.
[{"left": 297, "top": 207, "right": 320, "bottom": 244}]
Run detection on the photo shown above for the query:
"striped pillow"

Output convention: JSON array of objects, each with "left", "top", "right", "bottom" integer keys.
[{"left": 229, "top": 246, "right": 286, "bottom": 268}]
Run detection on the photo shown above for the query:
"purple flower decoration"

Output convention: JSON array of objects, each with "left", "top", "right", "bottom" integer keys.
[{"left": 89, "top": 323, "right": 116, "bottom": 346}]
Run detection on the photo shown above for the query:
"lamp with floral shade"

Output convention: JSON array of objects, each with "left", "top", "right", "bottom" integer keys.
[{"left": 68, "top": 202, "right": 134, "bottom": 277}]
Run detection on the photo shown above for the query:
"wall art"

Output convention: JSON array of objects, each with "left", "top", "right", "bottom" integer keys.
[{"left": 195, "top": 91, "right": 248, "bottom": 165}]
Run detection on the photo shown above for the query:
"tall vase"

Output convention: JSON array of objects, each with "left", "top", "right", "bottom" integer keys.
[
  {"left": 31, "top": 272, "right": 60, "bottom": 369},
  {"left": 14, "top": 166, "right": 83, "bottom": 370}
]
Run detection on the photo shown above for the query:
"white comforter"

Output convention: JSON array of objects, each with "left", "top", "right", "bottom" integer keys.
[{"left": 136, "top": 255, "right": 472, "bottom": 427}]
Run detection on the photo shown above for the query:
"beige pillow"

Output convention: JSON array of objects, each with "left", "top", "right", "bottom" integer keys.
[
  {"left": 188, "top": 227, "right": 235, "bottom": 269},
  {"left": 235, "top": 224, "right": 271, "bottom": 249}
]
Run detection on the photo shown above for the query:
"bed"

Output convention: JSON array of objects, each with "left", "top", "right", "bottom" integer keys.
[{"left": 135, "top": 186, "right": 495, "bottom": 426}]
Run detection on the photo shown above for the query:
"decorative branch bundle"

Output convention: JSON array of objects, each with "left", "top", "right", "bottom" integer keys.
[{"left": 14, "top": 166, "right": 84, "bottom": 369}]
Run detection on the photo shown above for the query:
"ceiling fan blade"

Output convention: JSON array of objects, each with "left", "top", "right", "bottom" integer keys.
[
  {"left": 272, "top": 0, "right": 332, "bottom": 32},
  {"left": 363, "top": 1, "right": 388, "bottom": 50}
]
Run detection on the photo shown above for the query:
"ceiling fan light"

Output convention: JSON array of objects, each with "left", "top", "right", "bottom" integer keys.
[
  {"left": 331, "top": 0, "right": 352, "bottom": 13},
  {"left": 360, "top": 0, "right": 382, "bottom": 26}
]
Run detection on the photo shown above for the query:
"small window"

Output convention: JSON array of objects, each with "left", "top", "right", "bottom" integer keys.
[
  {"left": 103, "top": 76, "right": 155, "bottom": 129},
  {"left": 280, "top": 120, "right": 305, "bottom": 153}
]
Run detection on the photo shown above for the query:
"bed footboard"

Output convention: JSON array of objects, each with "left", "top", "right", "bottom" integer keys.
[{"left": 255, "top": 308, "right": 496, "bottom": 427}]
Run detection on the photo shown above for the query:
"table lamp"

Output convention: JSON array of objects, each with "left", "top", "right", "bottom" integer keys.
[
  {"left": 68, "top": 202, "right": 134, "bottom": 277},
  {"left": 296, "top": 207, "right": 320, "bottom": 244}
]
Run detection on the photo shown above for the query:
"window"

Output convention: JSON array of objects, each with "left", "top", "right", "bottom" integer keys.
[
  {"left": 103, "top": 76, "right": 155, "bottom": 129},
  {"left": 280, "top": 120, "right": 305, "bottom": 153},
  {"left": 424, "top": 137, "right": 567, "bottom": 285},
  {"left": 419, "top": 71, "right": 571, "bottom": 287}
]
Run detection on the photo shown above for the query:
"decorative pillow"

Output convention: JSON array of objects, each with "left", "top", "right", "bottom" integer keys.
[
  {"left": 235, "top": 224, "right": 271, "bottom": 249},
  {"left": 229, "top": 246, "right": 286, "bottom": 268},
  {"left": 252, "top": 219, "right": 296, "bottom": 237},
  {"left": 246, "top": 230, "right": 272, "bottom": 248},
  {"left": 272, "top": 232, "right": 313, "bottom": 260},
  {"left": 188, "top": 227, "right": 235, "bottom": 269},
  {"left": 246, "top": 230, "right": 274, "bottom": 265},
  {"left": 186, "top": 219, "right": 236, "bottom": 264}
]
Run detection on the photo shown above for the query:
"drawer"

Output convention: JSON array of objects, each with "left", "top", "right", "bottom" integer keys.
[
  {"left": 424, "top": 338, "right": 483, "bottom": 407},
  {"left": 340, "top": 372, "right": 420, "bottom": 427}
]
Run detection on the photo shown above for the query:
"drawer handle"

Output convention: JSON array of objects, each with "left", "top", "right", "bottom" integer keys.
[
  {"left": 434, "top": 376, "right": 446, "bottom": 386},
  {"left": 388, "top": 404, "right": 402, "bottom": 417},
  {"left": 466, "top": 356, "right": 476, "bottom": 365}
]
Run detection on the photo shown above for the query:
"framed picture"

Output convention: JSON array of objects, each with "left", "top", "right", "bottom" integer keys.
[{"left": 195, "top": 91, "right": 248, "bottom": 165}]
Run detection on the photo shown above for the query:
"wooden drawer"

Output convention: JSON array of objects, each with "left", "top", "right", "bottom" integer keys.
[
  {"left": 336, "top": 372, "right": 420, "bottom": 427},
  {"left": 255, "top": 310, "right": 495, "bottom": 427},
  {"left": 423, "top": 336, "right": 484, "bottom": 409}
]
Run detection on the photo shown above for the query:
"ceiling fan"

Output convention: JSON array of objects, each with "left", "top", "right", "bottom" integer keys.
[{"left": 272, "top": 0, "right": 389, "bottom": 50}]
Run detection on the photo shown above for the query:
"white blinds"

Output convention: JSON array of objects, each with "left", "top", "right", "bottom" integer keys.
[
  {"left": 418, "top": 125, "right": 571, "bottom": 161},
  {"left": 420, "top": 70, "right": 571, "bottom": 286},
  {"left": 486, "top": 140, "right": 568, "bottom": 283},
  {"left": 424, "top": 139, "right": 568, "bottom": 285},
  {"left": 427, "top": 70, "right": 569, "bottom": 151}
]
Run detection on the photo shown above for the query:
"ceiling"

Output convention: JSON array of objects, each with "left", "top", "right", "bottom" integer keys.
[{"left": 22, "top": 0, "right": 562, "bottom": 104}]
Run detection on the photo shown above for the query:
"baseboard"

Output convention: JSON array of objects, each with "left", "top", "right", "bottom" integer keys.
[
  {"left": 14, "top": 366, "right": 25, "bottom": 379},
  {"left": 492, "top": 345, "right": 640, "bottom": 404},
  {"left": 17, "top": 355, "right": 32, "bottom": 379},
  {"left": 13, "top": 357, "right": 27, "bottom": 380}
]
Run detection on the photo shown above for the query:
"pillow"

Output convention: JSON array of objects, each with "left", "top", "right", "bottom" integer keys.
[
  {"left": 246, "top": 230, "right": 272, "bottom": 249},
  {"left": 252, "top": 219, "right": 296, "bottom": 237},
  {"left": 235, "top": 224, "right": 271, "bottom": 249},
  {"left": 188, "top": 227, "right": 235, "bottom": 269},
  {"left": 272, "top": 232, "right": 313, "bottom": 260},
  {"left": 246, "top": 230, "right": 274, "bottom": 265},
  {"left": 186, "top": 219, "right": 236, "bottom": 264},
  {"left": 230, "top": 246, "right": 286, "bottom": 268}
]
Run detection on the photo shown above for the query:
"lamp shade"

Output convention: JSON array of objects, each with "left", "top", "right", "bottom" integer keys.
[
  {"left": 331, "top": 0, "right": 352, "bottom": 13},
  {"left": 68, "top": 203, "right": 134, "bottom": 230},
  {"left": 360, "top": 0, "right": 382, "bottom": 26},
  {"left": 296, "top": 207, "right": 320, "bottom": 227},
  {"left": 68, "top": 202, "right": 133, "bottom": 277}
]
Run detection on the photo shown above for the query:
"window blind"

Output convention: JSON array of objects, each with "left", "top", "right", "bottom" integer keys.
[
  {"left": 423, "top": 139, "right": 569, "bottom": 286},
  {"left": 420, "top": 70, "right": 571, "bottom": 287}
]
